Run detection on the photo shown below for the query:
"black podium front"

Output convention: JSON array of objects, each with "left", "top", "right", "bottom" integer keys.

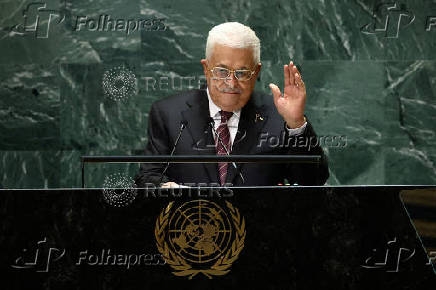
[{"left": 1, "top": 186, "right": 435, "bottom": 289}]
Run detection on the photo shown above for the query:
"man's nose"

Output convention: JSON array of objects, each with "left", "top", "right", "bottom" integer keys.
[{"left": 224, "top": 72, "right": 238, "bottom": 87}]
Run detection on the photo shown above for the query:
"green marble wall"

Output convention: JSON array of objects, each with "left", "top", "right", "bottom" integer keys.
[{"left": 0, "top": 0, "right": 435, "bottom": 188}]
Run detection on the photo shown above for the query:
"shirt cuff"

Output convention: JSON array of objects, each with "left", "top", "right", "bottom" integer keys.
[{"left": 285, "top": 120, "right": 307, "bottom": 136}]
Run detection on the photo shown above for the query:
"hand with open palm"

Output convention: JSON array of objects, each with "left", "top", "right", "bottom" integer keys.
[{"left": 269, "top": 61, "right": 306, "bottom": 129}]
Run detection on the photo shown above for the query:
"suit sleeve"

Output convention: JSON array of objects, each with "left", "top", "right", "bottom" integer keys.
[
  {"left": 282, "top": 117, "right": 329, "bottom": 185},
  {"left": 134, "top": 102, "right": 172, "bottom": 187}
]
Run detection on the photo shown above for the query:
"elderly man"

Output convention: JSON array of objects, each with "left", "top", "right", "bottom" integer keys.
[{"left": 134, "top": 22, "right": 329, "bottom": 187}]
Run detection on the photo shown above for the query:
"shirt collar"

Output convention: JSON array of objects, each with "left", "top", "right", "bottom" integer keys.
[{"left": 206, "top": 87, "right": 241, "bottom": 119}]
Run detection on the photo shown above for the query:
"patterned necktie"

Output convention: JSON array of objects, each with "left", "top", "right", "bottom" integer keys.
[{"left": 216, "top": 110, "right": 233, "bottom": 185}]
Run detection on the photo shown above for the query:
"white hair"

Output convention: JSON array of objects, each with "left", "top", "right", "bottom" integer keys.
[{"left": 205, "top": 22, "right": 261, "bottom": 64}]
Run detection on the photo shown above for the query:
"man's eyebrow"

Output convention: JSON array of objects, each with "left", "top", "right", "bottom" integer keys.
[
  {"left": 216, "top": 63, "right": 230, "bottom": 68},
  {"left": 216, "top": 64, "right": 250, "bottom": 70}
]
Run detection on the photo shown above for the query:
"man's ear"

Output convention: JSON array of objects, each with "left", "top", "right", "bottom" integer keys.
[
  {"left": 200, "top": 59, "right": 208, "bottom": 76},
  {"left": 254, "top": 62, "right": 262, "bottom": 78}
]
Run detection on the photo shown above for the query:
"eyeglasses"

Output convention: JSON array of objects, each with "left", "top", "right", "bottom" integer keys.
[{"left": 209, "top": 66, "right": 256, "bottom": 81}]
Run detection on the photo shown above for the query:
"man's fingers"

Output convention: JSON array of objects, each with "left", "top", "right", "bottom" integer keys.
[
  {"left": 285, "top": 60, "right": 306, "bottom": 87},
  {"left": 288, "top": 61, "right": 306, "bottom": 88},
  {"left": 294, "top": 72, "right": 305, "bottom": 88},
  {"left": 284, "top": 64, "right": 290, "bottom": 86},
  {"left": 161, "top": 182, "right": 179, "bottom": 188},
  {"left": 288, "top": 61, "right": 295, "bottom": 85},
  {"left": 269, "top": 83, "right": 282, "bottom": 102},
  {"left": 288, "top": 62, "right": 305, "bottom": 88}
]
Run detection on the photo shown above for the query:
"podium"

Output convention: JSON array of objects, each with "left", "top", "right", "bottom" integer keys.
[{"left": 1, "top": 186, "right": 435, "bottom": 289}]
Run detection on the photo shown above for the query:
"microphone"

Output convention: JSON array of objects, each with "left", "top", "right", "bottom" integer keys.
[
  {"left": 158, "top": 120, "right": 188, "bottom": 185},
  {"left": 208, "top": 117, "right": 245, "bottom": 185}
]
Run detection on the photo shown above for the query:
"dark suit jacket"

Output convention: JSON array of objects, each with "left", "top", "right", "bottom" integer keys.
[{"left": 134, "top": 88, "right": 329, "bottom": 187}]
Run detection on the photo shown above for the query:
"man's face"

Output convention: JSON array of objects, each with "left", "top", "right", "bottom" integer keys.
[{"left": 201, "top": 43, "right": 261, "bottom": 112}]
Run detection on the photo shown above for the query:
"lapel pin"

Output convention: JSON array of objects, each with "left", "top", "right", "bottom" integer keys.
[{"left": 255, "top": 113, "right": 264, "bottom": 123}]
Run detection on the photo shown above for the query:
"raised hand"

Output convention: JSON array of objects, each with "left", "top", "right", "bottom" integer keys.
[{"left": 269, "top": 61, "right": 306, "bottom": 129}]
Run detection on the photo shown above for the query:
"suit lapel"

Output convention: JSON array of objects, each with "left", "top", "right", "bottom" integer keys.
[
  {"left": 226, "top": 94, "right": 268, "bottom": 185},
  {"left": 181, "top": 90, "right": 219, "bottom": 184},
  {"left": 180, "top": 89, "right": 269, "bottom": 185}
]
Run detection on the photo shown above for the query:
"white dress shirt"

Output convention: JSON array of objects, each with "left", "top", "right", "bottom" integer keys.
[{"left": 206, "top": 87, "right": 307, "bottom": 149}]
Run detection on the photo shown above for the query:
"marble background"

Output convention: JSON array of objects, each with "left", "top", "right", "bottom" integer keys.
[{"left": 0, "top": 0, "right": 435, "bottom": 188}]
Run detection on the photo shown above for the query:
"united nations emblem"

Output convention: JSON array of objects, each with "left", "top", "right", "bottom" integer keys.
[{"left": 155, "top": 199, "right": 246, "bottom": 279}]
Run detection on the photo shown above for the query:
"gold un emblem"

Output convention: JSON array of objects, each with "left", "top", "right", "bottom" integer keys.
[{"left": 155, "top": 199, "right": 246, "bottom": 279}]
